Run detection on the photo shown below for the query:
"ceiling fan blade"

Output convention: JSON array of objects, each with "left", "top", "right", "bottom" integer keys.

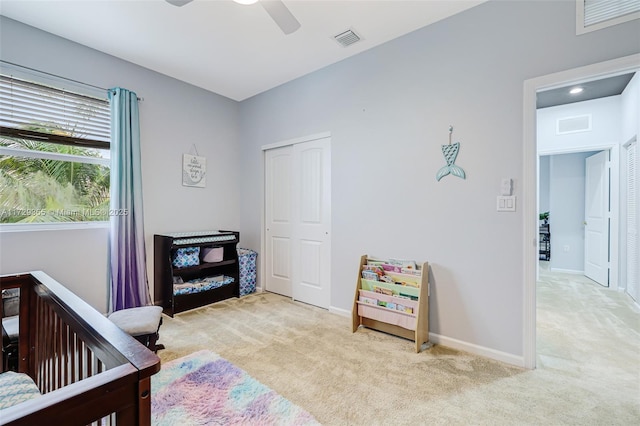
[
  {"left": 166, "top": 0, "right": 194, "bottom": 6},
  {"left": 260, "top": 0, "right": 301, "bottom": 35}
]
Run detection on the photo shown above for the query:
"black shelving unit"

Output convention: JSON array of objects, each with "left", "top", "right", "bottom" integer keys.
[
  {"left": 154, "top": 230, "right": 240, "bottom": 317},
  {"left": 539, "top": 224, "right": 550, "bottom": 261}
]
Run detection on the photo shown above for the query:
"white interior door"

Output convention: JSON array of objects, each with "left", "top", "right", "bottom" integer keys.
[
  {"left": 264, "top": 136, "right": 331, "bottom": 308},
  {"left": 626, "top": 140, "right": 638, "bottom": 302},
  {"left": 291, "top": 138, "right": 331, "bottom": 309},
  {"left": 584, "top": 150, "right": 610, "bottom": 287},
  {"left": 265, "top": 146, "right": 293, "bottom": 297}
]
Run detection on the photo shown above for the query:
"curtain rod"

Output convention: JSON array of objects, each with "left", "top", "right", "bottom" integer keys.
[{"left": 0, "top": 60, "right": 143, "bottom": 101}]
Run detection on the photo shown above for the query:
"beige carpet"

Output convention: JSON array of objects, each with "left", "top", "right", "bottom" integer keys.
[{"left": 157, "top": 268, "right": 639, "bottom": 425}]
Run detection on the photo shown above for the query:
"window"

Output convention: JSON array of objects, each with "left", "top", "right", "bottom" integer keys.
[
  {"left": 577, "top": 0, "right": 640, "bottom": 34},
  {"left": 0, "top": 70, "right": 111, "bottom": 225}
]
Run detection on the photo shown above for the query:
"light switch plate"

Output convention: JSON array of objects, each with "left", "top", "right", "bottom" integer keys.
[
  {"left": 500, "top": 178, "right": 513, "bottom": 196},
  {"left": 497, "top": 195, "right": 516, "bottom": 212}
]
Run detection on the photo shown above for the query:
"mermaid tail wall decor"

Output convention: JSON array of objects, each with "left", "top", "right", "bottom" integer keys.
[
  {"left": 436, "top": 142, "right": 466, "bottom": 181},
  {"left": 436, "top": 126, "right": 466, "bottom": 181}
]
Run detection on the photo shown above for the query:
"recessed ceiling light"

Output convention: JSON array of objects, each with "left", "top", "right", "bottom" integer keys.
[
  {"left": 569, "top": 87, "right": 584, "bottom": 95},
  {"left": 233, "top": 0, "right": 258, "bottom": 5}
]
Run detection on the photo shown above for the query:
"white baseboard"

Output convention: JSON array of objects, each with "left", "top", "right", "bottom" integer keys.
[
  {"left": 549, "top": 268, "right": 584, "bottom": 275},
  {"left": 330, "top": 305, "right": 525, "bottom": 367},
  {"left": 429, "top": 333, "right": 525, "bottom": 368},
  {"left": 329, "top": 305, "right": 351, "bottom": 317},
  {"left": 311, "top": 304, "right": 525, "bottom": 368},
  {"left": 261, "top": 296, "right": 351, "bottom": 318}
]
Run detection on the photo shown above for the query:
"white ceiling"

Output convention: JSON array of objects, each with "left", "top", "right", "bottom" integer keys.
[{"left": 0, "top": 0, "right": 485, "bottom": 101}]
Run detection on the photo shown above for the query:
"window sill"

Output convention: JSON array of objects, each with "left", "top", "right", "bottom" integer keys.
[{"left": 0, "top": 221, "right": 109, "bottom": 233}]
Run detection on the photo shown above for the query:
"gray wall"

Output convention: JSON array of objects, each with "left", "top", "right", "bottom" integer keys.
[
  {"left": 539, "top": 156, "right": 551, "bottom": 216},
  {"left": 238, "top": 0, "right": 640, "bottom": 357},
  {"left": 538, "top": 96, "right": 621, "bottom": 154},
  {"left": 0, "top": 16, "right": 242, "bottom": 312},
  {"left": 1, "top": 1, "right": 639, "bottom": 361}
]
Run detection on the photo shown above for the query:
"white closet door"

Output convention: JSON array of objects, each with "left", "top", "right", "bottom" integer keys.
[
  {"left": 291, "top": 138, "right": 331, "bottom": 309},
  {"left": 265, "top": 146, "right": 293, "bottom": 297},
  {"left": 626, "top": 141, "right": 638, "bottom": 302},
  {"left": 264, "top": 137, "right": 332, "bottom": 309},
  {"left": 584, "top": 151, "right": 610, "bottom": 287}
]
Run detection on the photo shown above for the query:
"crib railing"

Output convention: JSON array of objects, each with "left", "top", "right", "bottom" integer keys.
[{"left": 0, "top": 271, "right": 160, "bottom": 426}]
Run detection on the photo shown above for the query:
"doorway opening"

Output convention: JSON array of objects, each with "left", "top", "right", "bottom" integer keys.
[
  {"left": 538, "top": 148, "right": 615, "bottom": 288},
  {"left": 523, "top": 54, "right": 640, "bottom": 369}
]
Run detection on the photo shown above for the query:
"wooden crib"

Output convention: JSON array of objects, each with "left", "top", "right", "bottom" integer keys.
[{"left": 0, "top": 271, "right": 161, "bottom": 426}]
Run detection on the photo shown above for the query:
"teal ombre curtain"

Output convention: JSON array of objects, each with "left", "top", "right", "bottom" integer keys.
[{"left": 108, "top": 87, "right": 150, "bottom": 312}]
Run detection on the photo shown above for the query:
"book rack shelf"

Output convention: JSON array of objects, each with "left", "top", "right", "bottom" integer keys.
[{"left": 351, "top": 254, "right": 429, "bottom": 352}]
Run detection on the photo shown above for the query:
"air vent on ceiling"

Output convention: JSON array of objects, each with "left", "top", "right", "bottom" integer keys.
[
  {"left": 557, "top": 114, "right": 592, "bottom": 135},
  {"left": 334, "top": 28, "right": 361, "bottom": 47}
]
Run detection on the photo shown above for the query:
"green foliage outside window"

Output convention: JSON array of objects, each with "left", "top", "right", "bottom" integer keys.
[{"left": 0, "top": 128, "right": 110, "bottom": 224}]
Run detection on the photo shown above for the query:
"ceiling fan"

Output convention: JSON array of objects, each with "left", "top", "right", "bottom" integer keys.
[{"left": 166, "top": 0, "right": 301, "bottom": 35}]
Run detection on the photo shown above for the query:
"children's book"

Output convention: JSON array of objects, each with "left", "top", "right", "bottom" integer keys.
[
  {"left": 388, "top": 259, "right": 417, "bottom": 269},
  {"left": 362, "top": 270, "right": 379, "bottom": 281},
  {"left": 374, "top": 286, "right": 393, "bottom": 296}
]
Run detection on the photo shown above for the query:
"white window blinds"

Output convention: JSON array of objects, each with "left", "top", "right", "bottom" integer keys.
[
  {"left": 577, "top": 0, "right": 640, "bottom": 33},
  {"left": 582, "top": 0, "right": 640, "bottom": 28},
  {"left": 0, "top": 74, "right": 110, "bottom": 149}
]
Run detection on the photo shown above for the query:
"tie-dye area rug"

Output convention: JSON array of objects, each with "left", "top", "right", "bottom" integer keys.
[{"left": 151, "top": 350, "right": 319, "bottom": 425}]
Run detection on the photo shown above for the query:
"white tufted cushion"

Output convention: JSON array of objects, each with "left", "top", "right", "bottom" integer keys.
[{"left": 108, "top": 306, "right": 163, "bottom": 336}]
